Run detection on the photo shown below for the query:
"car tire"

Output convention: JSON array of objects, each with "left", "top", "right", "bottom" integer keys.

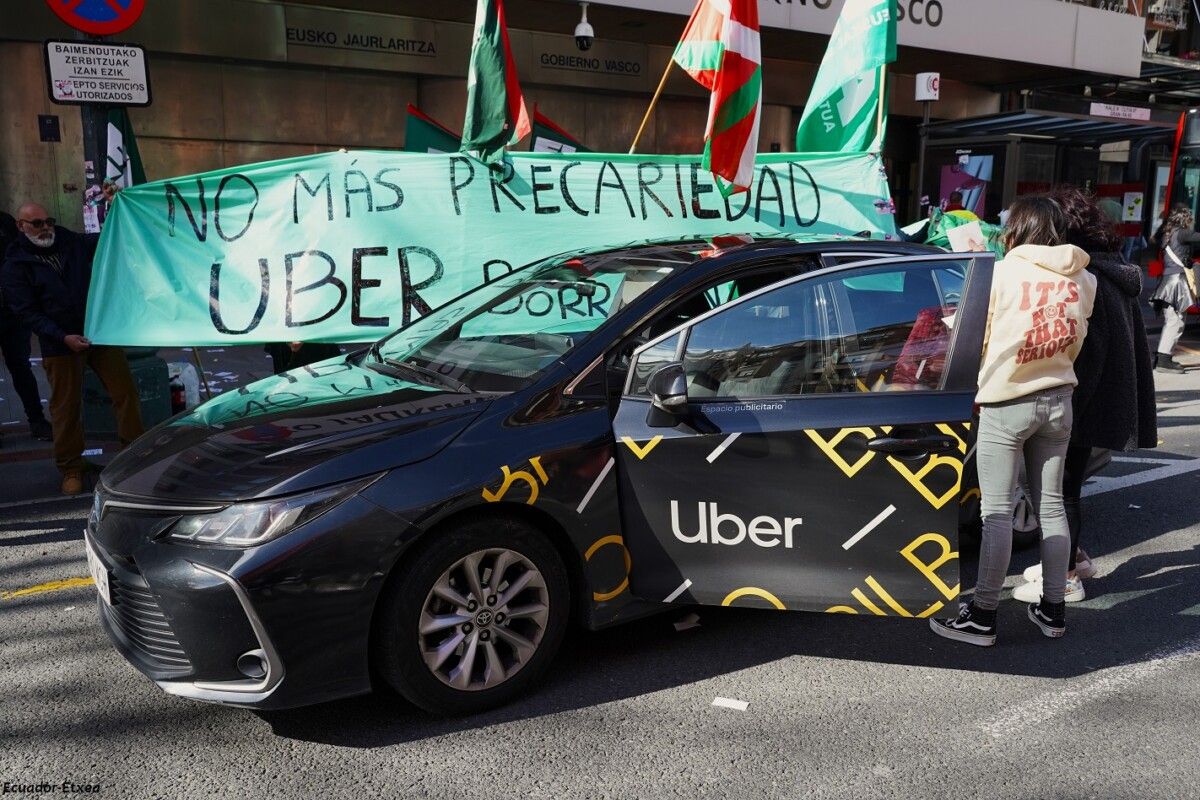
[{"left": 374, "top": 515, "right": 570, "bottom": 716}]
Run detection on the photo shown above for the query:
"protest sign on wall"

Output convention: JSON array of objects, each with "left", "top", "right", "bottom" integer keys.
[{"left": 86, "top": 150, "right": 896, "bottom": 346}]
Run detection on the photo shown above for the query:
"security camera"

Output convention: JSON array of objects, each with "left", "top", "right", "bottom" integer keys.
[{"left": 575, "top": 2, "right": 594, "bottom": 51}]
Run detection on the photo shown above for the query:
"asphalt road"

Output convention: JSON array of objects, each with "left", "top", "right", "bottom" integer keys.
[{"left": 2, "top": 369, "right": 1199, "bottom": 799}]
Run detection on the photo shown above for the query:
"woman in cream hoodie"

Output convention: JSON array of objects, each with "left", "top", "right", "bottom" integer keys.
[{"left": 931, "top": 195, "right": 1097, "bottom": 646}]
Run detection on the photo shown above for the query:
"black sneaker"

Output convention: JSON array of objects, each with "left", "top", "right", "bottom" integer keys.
[
  {"left": 1156, "top": 355, "right": 1186, "bottom": 373},
  {"left": 1027, "top": 600, "right": 1066, "bottom": 638},
  {"left": 929, "top": 602, "right": 997, "bottom": 646},
  {"left": 30, "top": 420, "right": 52, "bottom": 441}
]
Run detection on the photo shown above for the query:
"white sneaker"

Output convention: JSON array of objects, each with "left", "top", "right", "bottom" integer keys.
[
  {"left": 1075, "top": 550, "right": 1100, "bottom": 579},
  {"left": 1012, "top": 575, "right": 1085, "bottom": 604},
  {"left": 1024, "top": 551, "right": 1101, "bottom": 583}
]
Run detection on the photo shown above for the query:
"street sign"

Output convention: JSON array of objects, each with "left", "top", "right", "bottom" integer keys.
[
  {"left": 44, "top": 40, "right": 151, "bottom": 106},
  {"left": 44, "top": 0, "right": 146, "bottom": 36},
  {"left": 915, "top": 72, "right": 941, "bottom": 102},
  {"left": 1090, "top": 101, "right": 1151, "bottom": 122}
]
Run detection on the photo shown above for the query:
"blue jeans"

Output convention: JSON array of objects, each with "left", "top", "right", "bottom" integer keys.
[{"left": 974, "top": 387, "right": 1073, "bottom": 609}]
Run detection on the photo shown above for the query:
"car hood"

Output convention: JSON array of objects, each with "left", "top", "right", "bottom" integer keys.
[{"left": 101, "top": 357, "right": 492, "bottom": 502}]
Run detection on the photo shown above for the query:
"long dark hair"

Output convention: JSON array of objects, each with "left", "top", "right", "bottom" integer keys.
[
  {"left": 1003, "top": 194, "right": 1068, "bottom": 251},
  {"left": 1048, "top": 186, "right": 1120, "bottom": 253},
  {"left": 1160, "top": 204, "right": 1195, "bottom": 250}
]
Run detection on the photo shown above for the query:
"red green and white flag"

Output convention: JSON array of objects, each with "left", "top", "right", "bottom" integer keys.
[
  {"left": 461, "top": 0, "right": 531, "bottom": 164},
  {"left": 671, "top": 0, "right": 761, "bottom": 196}
]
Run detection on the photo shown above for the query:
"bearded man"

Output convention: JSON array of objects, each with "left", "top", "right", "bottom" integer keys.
[{"left": 0, "top": 202, "right": 143, "bottom": 494}]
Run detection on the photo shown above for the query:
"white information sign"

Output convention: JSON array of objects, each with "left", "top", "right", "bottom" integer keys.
[
  {"left": 1090, "top": 102, "right": 1152, "bottom": 122},
  {"left": 44, "top": 40, "right": 151, "bottom": 107}
]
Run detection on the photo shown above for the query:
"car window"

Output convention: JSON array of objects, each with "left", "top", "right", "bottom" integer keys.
[
  {"left": 627, "top": 333, "right": 681, "bottom": 396},
  {"left": 633, "top": 259, "right": 966, "bottom": 400}
]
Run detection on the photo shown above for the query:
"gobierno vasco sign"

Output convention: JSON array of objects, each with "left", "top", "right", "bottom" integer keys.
[
  {"left": 771, "top": 0, "right": 943, "bottom": 27},
  {"left": 43, "top": 40, "right": 151, "bottom": 106}
]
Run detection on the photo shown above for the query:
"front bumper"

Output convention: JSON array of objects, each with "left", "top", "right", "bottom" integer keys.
[{"left": 88, "top": 489, "right": 409, "bottom": 709}]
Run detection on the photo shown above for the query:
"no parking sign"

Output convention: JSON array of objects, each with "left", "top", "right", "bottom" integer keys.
[{"left": 45, "top": 0, "right": 145, "bottom": 36}]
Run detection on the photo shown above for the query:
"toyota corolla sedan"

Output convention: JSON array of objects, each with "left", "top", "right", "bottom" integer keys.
[{"left": 86, "top": 235, "right": 993, "bottom": 716}]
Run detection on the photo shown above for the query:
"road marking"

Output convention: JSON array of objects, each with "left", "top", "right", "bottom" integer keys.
[
  {"left": 1075, "top": 584, "right": 1177, "bottom": 611},
  {"left": 1, "top": 576, "right": 93, "bottom": 600},
  {"left": 1140, "top": 564, "right": 1193, "bottom": 579},
  {"left": 575, "top": 457, "right": 614, "bottom": 514},
  {"left": 664, "top": 578, "right": 693, "bottom": 603},
  {"left": 712, "top": 697, "right": 749, "bottom": 711},
  {"left": 706, "top": 432, "right": 741, "bottom": 463},
  {"left": 1083, "top": 456, "right": 1200, "bottom": 498},
  {"left": 0, "top": 494, "right": 90, "bottom": 512},
  {"left": 978, "top": 635, "right": 1200, "bottom": 739},
  {"left": 842, "top": 504, "right": 896, "bottom": 550}
]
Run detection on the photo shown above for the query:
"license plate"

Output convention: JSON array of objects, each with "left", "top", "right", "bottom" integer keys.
[{"left": 84, "top": 537, "right": 112, "bottom": 606}]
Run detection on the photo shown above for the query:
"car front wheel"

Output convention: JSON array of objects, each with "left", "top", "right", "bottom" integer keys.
[{"left": 374, "top": 517, "right": 570, "bottom": 715}]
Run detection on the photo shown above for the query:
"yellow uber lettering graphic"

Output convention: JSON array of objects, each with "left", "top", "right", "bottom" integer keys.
[
  {"left": 620, "top": 435, "right": 663, "bottom": 460},
  {"left": 900, "top": 533, "right": 960, "bottom": 601},
  {"left": 583, "top": 534, "right": 632, "bottom": 602},
  {"left": 885, "top": 452, "right": 964, "bottom": 510},
  {"left": 481, "top": 456, "right": 550, "bottom": 505},
  {"left": 721, "top": 586, "right": 786, "bottom": 610},
  {"left": 803, "top": 427, "right": 877, "bottom": 477},
  {"left": 825, "top": 575, "right": 946, "bottom": 618}
]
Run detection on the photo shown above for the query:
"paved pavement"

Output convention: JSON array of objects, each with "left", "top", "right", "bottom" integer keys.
[{"left": 1, "top": 344, "right": 1199, "bottom": 798}]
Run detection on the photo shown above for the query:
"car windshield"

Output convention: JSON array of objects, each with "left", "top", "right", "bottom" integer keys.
[{"left": 370, "top": 242, "right": 713, "bottom": 393}]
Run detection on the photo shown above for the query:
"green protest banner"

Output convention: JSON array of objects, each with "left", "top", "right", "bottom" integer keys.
[{"left": 86, "top": 150, "right": 897, "bottom": 346}]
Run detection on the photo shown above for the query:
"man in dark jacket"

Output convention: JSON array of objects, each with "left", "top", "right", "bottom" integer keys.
[
  {"left": 1, "top": 209, "right": 52, "bottom": 447},
  {"left": 1, "top": 202, "right": 143, "bottom": 494}
]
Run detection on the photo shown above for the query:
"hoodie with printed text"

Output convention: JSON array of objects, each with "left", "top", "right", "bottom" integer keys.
[{"left": 976, "top": 244, "right": 1098, "bottom": 405}]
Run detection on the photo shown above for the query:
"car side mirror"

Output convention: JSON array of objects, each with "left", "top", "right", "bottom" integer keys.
[{"left": 647, "top": 362, "right": 688, "bottom": 414}]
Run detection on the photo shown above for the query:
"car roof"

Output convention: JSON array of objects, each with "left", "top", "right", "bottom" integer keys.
[{"left": 553, "top": 233, "right": 938, "bottom": 265}]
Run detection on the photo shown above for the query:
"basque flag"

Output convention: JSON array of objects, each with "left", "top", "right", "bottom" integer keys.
[{"left": 671, "top": 0, "right": 762, "bottom": 196}]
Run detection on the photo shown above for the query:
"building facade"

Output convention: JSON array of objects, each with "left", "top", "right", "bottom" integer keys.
[{"left": 0, "top": 0, "right": 1155, "bottom": 227}]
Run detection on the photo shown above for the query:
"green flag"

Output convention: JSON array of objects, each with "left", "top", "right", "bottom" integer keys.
[
  {"left": 795, "top": 0, "right": 896, "bottom": 153},
  {"left": 404, "top": 104, "right": 462, "bottom": 154},
  {"left": 105, "top": 107, "right": 146, "bottom": 188},
  {"left": 461, "top": 0, "right": 531, "bottom": 164},
  {"left": 530, "top": 107, "right": 589, "bottom": 153}
]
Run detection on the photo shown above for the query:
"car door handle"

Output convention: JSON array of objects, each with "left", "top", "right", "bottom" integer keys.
[{"left": 866, "top": 434, "right": 958, "bottom": 455}]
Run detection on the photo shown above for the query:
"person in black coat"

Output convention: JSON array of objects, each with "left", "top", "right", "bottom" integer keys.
[
  {"left": 1, "top": 202, "right": 144, "bottom": 494},
  {"left": 0, "top": 211, "right": 52, "bottom": 445},
  {"left": 1014, "top": 188, "right": 1158, "bottom": 604}
]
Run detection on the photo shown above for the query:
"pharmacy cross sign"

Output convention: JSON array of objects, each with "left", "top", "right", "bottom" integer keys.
[{"left": 45, "top": 0, "right": 146, "bottom": 36}]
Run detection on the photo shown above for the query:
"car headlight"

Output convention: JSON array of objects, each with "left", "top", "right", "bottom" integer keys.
[{"left": 167, "top": 477, "right": 376, "bottom": 547}]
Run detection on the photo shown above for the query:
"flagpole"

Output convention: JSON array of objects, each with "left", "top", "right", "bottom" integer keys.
[
  {"left": 876, "top": 64, "right": 888, "bottom": 149},
  {"left": 191, "top": 347, "right": 212, "bottom": 401},
  {"left": 630, "top": 56, "right": 674, "bottom": 154}
]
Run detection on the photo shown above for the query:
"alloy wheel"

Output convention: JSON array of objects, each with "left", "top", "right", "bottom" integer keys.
[{"left": 417, "top": 547, "right": 551, "bottom": 691}]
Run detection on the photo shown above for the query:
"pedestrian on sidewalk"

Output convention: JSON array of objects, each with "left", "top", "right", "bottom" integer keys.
[
  {"left": 1, "top": 209, "right": 53, "bottom": 446},
  {"left": 1149, "top": 204, "right": 1198, "bottom": 373},
  {"left": 264, "top": 341, "right": 342, "bottom": 375},
  {"left": 1012, "top": 187, "right": 1158, "bottom": 606},
  {"left": 0, "top": 202, "right": 144, "bottom": 495},
  {"left": 931, "top": 195, "right": 1097, "bottom": 646}
]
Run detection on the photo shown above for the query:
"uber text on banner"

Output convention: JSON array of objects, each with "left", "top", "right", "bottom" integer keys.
[{"left": 85, "top": 150, "right": 897, "bottom": 346}]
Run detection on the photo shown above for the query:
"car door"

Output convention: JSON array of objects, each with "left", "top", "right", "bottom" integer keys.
[{"left": 612, "top": 253, "right": 993, "bottom": 619}]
